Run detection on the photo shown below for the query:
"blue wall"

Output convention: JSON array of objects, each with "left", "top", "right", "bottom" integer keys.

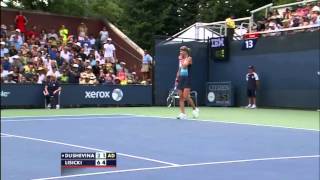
[{"left": 210, "top": 31, "right": 319, "bottom": 108}]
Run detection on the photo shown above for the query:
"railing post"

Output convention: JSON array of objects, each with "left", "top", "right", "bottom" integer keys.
[
  {"left": 224, "top": 21, "right": 227, "bottom": 37},
  {"left": 249, "top": 14, "right": 254, "bottom": 33}
]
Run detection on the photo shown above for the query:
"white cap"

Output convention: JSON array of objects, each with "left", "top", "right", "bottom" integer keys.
[
  {"left": 0, "top": 42, "right": 5, "bottom": 45},
  {"left": 86, "top": 66, "right": 92, "bottom": 69},
  {"left": 132, "top": 72, "right": 136, "bottom": 75},
  {"left": 1, "top": 24, "right": 7, "bottom": 29},
  {"left": 72, "top": 64, "right": 79, "bottom": 68},
  {"left": 12, "top": 55, "right": 20, "bottom": 59},
  {"left": 84, "top": 43, "right": 88, "bottom": 46},
  {"left": 107, "top": 38, "right": 112, "bottom": 41},
  {"left": 120, "top": 62, "right": 126, "bottom": 65},
  {"left": 76, "top": 42, "right": 81, "bottom": 47},
  {"left": 15, "top": 29, "right": 20, "bottom": 32},
  {"left": 47, "top": 72, "right": 55, "bottom": 77},
  {"left": 312, "top": 6, "right": 320, "bottom": 12}
]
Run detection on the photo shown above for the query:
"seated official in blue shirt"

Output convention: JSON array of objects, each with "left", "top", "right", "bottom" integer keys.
[{"left": 43, "top": 74, "right": 61, "bottom": 109}]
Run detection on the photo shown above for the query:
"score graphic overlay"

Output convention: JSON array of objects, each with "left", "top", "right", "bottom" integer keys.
[{"left": 61, "top": 152, "right": 117, "bottom": 168}]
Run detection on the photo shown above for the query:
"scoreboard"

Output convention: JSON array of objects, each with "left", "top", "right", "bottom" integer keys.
[
  {"left": 206, "top": 82, "right": 234, "bottom": 107},
  {"left": 208, "top": 37, "right": 229, "bottom": 61},
  {"left": 61, "top": 152, "right": 117, "bottom": 168}
]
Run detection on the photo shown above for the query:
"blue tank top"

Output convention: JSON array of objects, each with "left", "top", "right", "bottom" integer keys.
[{"left": 179, "top": 64, "right": 191, "bottom": 77}]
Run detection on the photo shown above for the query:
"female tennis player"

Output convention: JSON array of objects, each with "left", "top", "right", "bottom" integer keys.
[{"left": 175, "top": 46, "right": 199, "bottom": 119}]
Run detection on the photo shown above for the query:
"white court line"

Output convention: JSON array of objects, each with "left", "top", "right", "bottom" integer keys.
[
  {"left": 1, "top": 135, "right": 13, "bottom": 138},
  {"left": 1, "top": 113, "right": 114, "bottom": 119},
  {"left": 0, "top": 133, "right": 178, "bottom": 166},
  {"left": 1, "top": 116, "right": 134, "bottom": 122},
  {"left": 32, "top": 154, "right": 320, "bottom": 180},
  {"left": 123, "top": 114, "right": 320, "bottom": 132},
  {"left": 1, "top": 113, "right": 319, "bottom": 131}
]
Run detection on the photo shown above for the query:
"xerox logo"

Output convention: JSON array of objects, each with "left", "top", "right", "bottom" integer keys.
[
  {"left": 1, "top": 91, "right": 11, "bottom": 98},
  {"left": 84, "top": 89, "right": 123, "bottom": 101},
  {"left": 207, "top": 92, "right": 215, "bottom": 102},
  {"left": 85, "top": 91, "right": 110, "bottom": 99},
  {"left": 112, "top": 89, "right": 123, "bottom": 101}
]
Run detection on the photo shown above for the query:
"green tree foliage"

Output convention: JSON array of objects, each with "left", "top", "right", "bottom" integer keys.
[
  {"left": 118, "top": 0, "right": 178, "bottom": 49},
  {"left": 274, "top": 0, "right": 296, "bottom": 5}
]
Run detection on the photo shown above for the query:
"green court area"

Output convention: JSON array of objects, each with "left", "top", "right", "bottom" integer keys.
[{"left": 1, "top": 107, "right": 319, "bottom": 131}]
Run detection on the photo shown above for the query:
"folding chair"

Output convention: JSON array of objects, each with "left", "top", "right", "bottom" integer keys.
[{"left": 167, "top": 89, "right": 198, "bottom": 107}]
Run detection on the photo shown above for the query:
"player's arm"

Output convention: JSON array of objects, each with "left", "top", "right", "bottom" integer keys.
[
  {"left": 175, "top": 67, "right": 180, "bottom": 84},
  {"left": 181, "top": 57, "right": 192, "bottom": 68},
  {"left": 254, "top": 73, "right": 260, "bottom": 88},
  {"left": 44, "top": 85, "right": 48, "bottom": 95},
  {"left": 54, "top": 87, "right": 62, "bottom": 94},
  {"left": 256, "top": 80, "right": 260, "bottom": 88},
  {"left": 24, "top": 16, "right": 28, "bottom": 25},
  {"left": 53, "top": 82, "right": 61, "bottom": 94}
]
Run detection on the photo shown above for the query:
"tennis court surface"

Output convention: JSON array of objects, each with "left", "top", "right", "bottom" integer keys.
[{"left": 1, "top": 114, "right": 319, "bottom": 180}]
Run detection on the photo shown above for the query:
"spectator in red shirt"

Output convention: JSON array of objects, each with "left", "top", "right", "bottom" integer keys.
[
  {"left": 26, "top": 26, "right": 40, "bottom": 40},
  {"left": 15, "top": 11, "right": 28, "bottom": 34}
]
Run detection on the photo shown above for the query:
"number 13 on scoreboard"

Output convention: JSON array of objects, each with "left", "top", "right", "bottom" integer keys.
[{"left": 242, "top": 39, "right": 258, "bottom": 50}]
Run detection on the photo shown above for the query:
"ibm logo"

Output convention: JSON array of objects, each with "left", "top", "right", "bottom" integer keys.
[{"left": 210, "top": 38, "right": 225, "bottom": 48}]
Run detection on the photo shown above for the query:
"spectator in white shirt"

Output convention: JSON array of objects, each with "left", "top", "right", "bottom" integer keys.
[
  {"left": 9, "top": 29, "right": 23, "bottom": 50},
  {"left": 96, "top": 50, "right": 105, "bottom": 65},
  {"left": 0, "top": 42, "right": 9, "bottom": 57},
  {"left": 60, "top": 47, "right": 71, "bottom": 63},
  {"left": 47, "top": 66, "right": 61, "bottom": 78},
  {"left": 88, "top": 34, "right": 96, "bottom": 48},
  {"left": 37, "top": 67, "right": 46, "bottom": 84},
  {"left": 310, "top": 6, "right": 320, "bottom": 25},
  {"left": 99, "top": 26, "right": 109, "bottom": 45},
  {"left": 1, "top": 65, "right": 9, "bottom": 81},
  {"left": 78, "top": 22, "right": 88, "bottom": 41},
  {"left": 103, "top": 38, "right": 116, "bottom": 63},
  {"left": 83, "top": 43, "right": 91, "bottom": 56},
  {"left": 267, "top": 20, "right": 281, "bottom": 36},
  {"left": 47, "top": 29, "right": 59, "bottom": 40}
]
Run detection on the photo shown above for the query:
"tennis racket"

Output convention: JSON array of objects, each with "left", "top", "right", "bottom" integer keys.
[
  {"left": 167, "top": 83, "right": 178, "bottom": 107},
  {"left": 167, "top": 62, "right": 181, "bottom": 107}
]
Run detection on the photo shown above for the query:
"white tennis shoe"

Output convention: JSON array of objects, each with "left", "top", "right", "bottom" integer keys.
[
  {"left": 177, "top": 113, "right": 187, "bottom": 119},
  {"left": 192, "top": 108, "right": 199, "bottom": 118},
  {"left": 250, "top": 104, "right": 257, "bottom": 109},
  {"left": 245, "top": 104, "right": 252, "bottom": 108}
]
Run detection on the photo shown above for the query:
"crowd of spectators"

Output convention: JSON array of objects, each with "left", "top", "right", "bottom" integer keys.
[
  {"left": 255, "top": 1, "right": 320, "bottom": 34},
  {"left": 1, "top": 12, "right": 142, "bottom": 85}
]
